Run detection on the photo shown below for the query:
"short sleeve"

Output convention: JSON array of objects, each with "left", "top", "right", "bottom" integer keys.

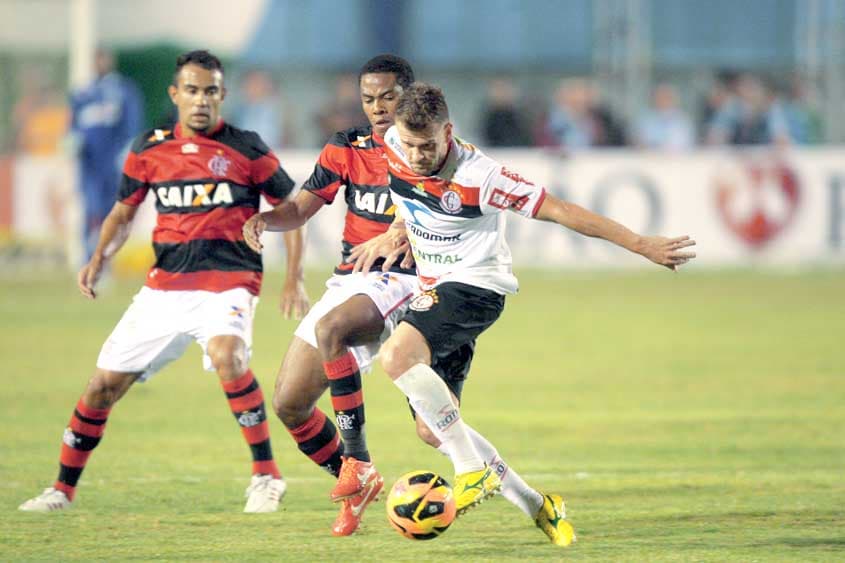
[
  {"left": 301, "top": 134, "right": 349, "bottom": 204},
  {"left": 252, "top": 149, "right": 295, "bottom": 205},
  {"left": 118, "top": 151, "right": 149, "bottom": 206},
  {"left": 479, "top": 165, "right": 547, "bottom": 218}
]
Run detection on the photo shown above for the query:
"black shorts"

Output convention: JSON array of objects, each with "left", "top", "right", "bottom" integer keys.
[{"left": 402, "top": 281, "right": 505, "bottom": 399}]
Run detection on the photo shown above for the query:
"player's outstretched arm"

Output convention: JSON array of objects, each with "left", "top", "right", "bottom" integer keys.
[
  {"left": 534, "top": 194, "right": 696, "bottom": 270},
  {"left": 280, "top": 227, "right": 310, "bottom": 320},
  {"left": 349, "top": 216, "right": 414, "bottom": 273},
  {"left": 242, "top": 191, "right": 325, "bottom": 252},
  {"left": 77, "top": 202, "right": 139, "bottom": 299}
]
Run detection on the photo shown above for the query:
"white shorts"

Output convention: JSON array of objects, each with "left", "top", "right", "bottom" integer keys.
[
  {"left": 96, "top": 287, "right": 258, "bottom": 382},
  {"left": 294, "top": 271, "right": 416, "bottom": 373}
]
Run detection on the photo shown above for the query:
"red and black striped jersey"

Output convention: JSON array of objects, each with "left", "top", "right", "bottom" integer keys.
[
  {"left": 301, "top": 125, "right": 415, "bottom": 276},
  {"left": 118, "top": 120, "right": 295, "bottom": 295}
]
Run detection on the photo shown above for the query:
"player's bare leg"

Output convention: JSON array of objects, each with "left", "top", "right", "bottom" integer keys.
[
  {"left": 207, "top": 335, "right": 285, "bottom": 513},
  {"left": 19, "top": 368, "right": 140, "bottom": 512},
  {"left": 314, "top": 295, "right": 386, "bottom": 536},
  {"left": 272, "top": 337, "right": 344, "bottom": 475},
  {"left": 381, "top": 323, "right": 500, "bottom": 515}
]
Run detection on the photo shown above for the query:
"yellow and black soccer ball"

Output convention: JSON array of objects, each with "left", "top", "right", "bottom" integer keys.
[{"left": 386, "top": 470, "right": 456, "bottom": 540}]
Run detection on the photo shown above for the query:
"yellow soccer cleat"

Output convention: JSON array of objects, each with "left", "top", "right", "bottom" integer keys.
[
  {"left": 534, "top": 493, "right": 576, "bottom": 547},
  {"left": 454, "top": 465, "right": 502, "bottom": 516}
]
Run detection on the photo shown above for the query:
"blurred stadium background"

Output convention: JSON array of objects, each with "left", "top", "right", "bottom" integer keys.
[
  {"left": 2, "top": 1, "right": 844, "bottom": 560},
  {"left": 2, "top": 0, "right": 845, "bottom": 271}
]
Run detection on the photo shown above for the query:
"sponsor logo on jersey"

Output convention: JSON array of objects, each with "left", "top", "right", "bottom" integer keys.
[
  {"left": 415, "top": 250, "right": 462, "bottom": 265},
  {"left": 351, "top": 135, "right": 372, "bottom": 147},
  {"left": 155, "top": 182, "right": 234, "bottom": 208},
  {"left": 353, "top": 189, "right": 395, "bottom": 215},
  {"left": 181, "top": 142, "right": 199, "bottom": 154},
  {"left": 208, "top": 152, "right": 231, "bottom": 177},
  {"left": 500, "top": 166, "right": 533, "bottom": 185},
  {"left": 148, "top": 129, "right": 171, "bottom": 142},
  {"left": 440, "top": 189, "right": 463, "bottom": 214},
  {"left": 488, "top": 188, "right": 530, "bottom": 211},
  {"left": 406, "top": 222, "right": 461, "bottom": 242},
  {"left": 409, "top": 289, "right": 438, "bottom": 311}
]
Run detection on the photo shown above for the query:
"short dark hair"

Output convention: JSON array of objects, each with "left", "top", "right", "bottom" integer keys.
[
  {"left": 173, "top": 50, "right": 224, "bottom": 84},
  {"left": 396, "top": 82, "right": 450, "bottom": 131},
  {"left": 359, "top": 54, "right": 415, "bottom": 89}
]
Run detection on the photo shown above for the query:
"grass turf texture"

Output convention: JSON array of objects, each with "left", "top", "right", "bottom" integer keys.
[{"left": 1, "top": 269, "right": 843, "bottom": 561}]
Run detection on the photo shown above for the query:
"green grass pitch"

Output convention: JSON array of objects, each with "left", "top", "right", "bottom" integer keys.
[{"left": 1, "top": 269, "right": 843, "bottom": 561}]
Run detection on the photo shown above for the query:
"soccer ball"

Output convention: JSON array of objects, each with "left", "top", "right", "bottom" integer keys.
[{"left": 386, "top": 470, "right": 457, "bottom": 540}]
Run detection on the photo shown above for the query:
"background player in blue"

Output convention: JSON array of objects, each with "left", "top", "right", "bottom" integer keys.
[{"left": 70, "top": 47, "right": 144, "bottom": 262}]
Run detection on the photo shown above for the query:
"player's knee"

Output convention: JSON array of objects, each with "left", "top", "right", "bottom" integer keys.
[
  {"left": 209, "top": 345, "right": 248, "bottom": 380},
  {"left": 379, "top": 340, "right": 413, "bottom": 379},
  {"left": 272, "top": 391, "right": 310, "bottom": 429},
  {"left": 314, "top": 313, "right": 349, "bottom": 356},
  {"left": 84, "top": 371, "right": 125, "bottom": 408}
]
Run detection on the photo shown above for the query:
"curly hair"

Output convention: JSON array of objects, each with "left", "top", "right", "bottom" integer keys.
[{"left": 359, "top": 54, "right": 415, "bottom": 89}]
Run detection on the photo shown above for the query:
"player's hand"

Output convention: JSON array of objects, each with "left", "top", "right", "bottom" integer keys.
[
  {"left": 243, "top": 214, "right": 266, "bottom": 253},
  {"left": 279, "top": 278, "right": 310, "bottom": 320},
  {"left": 638, "top": 235, "right": 697, "bottom": 270},
  {"left": 349, "top": 229, "right": 414, "bottom": 274},
  {"left": 77, "top": 257, "right": 104, "bottom": 299}
]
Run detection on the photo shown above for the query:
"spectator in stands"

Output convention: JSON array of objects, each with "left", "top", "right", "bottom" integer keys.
[
  {"left": 478, "top": 78, "right": 532, "bottom": 147},
  {"left": 698, "top": 70, "right": 737, "bottom": 142},
  {"left": 231, "top": 69, "right": 287, "bottom": 149},
  {"left": 546, "top": 78, "right": 596, "bottom": 149},
  {"left": 11, "top": 69, "right": 74, "bottom": 264},
  {"left": 706, "top": 73, "right": 790, "bottom": 146},
  {"left": 316, "top": 73, "right": 365, "bottom": 143},
  {"left": 70, "top": 47, "right": 144, "bottom": 262},
  {"left": 778, "top": 74, "right": 821, "bottom": 144},
  {"left": 547, "top": 77, "right": 627, "bottom": 149},
  {"left": 633, "top": 83, "right": 694, "bottom": 151},
  {"left": 12, "top": 69, "right": 69, "bottom": 156},
  {"left": 587, "top": 81, "right": 627, "bottom": 147}
]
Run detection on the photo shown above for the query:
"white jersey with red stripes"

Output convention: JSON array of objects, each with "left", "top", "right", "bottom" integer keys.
[{"left": 384, "top": 126, "right": 547, "bottom": 295}]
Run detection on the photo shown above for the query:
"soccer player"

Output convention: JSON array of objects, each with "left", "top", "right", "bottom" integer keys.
[
  {"left": 243, "top": 57, "right": 583, "bottom": 545},
  {"left": 19, "top": 50, "right": 306, "bottom": 514},
  {"left": 352, "top": 82, "right": 696, "bottom": 543},
  {"left": 242, "top": 54, "right": 418, "bottom": 536}
]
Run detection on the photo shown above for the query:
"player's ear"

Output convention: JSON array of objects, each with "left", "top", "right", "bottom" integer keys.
[
  {"left": 220, "top": 86, "right": 227, "bottom": 101},
  {"left": 444, "top": 122, "right": 453, "bottom": 142},
  {"left": 167, "top": 84, "right": 178, "bottom": 104}
]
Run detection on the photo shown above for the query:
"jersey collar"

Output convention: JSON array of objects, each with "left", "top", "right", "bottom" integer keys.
[{"left": 174, "top": 118, "right": 225, "bottom": 139}]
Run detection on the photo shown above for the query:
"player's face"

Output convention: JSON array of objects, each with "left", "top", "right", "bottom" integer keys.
[
  {"left": 169, "top": 64, "right": 226, "bottom": 135},
  {"left": 360, "top": 73, "right": 403, "bottom": 138},
  {"left": 395, "top": 119, "right": 452, "bottom": 176}
]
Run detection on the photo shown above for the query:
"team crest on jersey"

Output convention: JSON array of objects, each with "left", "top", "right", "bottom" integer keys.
[
  {"left": 440, "top": 189, "right": 462, "bottom": 214},
  {"left": 208, "top": 152, "right": 231, "bottom": 177},
  {"left": 409, "top": 289, "right": 438, "bottom": 312}
]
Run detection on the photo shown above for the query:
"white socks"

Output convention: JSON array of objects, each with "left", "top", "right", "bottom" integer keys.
[
  {"left": 393, "top": 364, "right": 484, "bottom": 474},
  {"left": 435, "top": 426, "right": 544, "bottom": 519},
  {"left": 464, "top": 425, "right": 544, "bottom": 518}
]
